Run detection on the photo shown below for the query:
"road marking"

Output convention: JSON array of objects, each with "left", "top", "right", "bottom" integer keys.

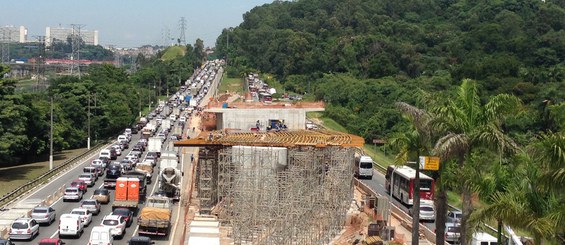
[{"left": 169, "top": 150, "right": 186, "bottom": 245}]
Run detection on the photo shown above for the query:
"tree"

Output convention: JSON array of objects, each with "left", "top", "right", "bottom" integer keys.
[
  {"left": 432, "top": 79, "right": 522, "bottom": 245},
  {"left": 390, "top": 101, "right": 433, "bottom": 245}
]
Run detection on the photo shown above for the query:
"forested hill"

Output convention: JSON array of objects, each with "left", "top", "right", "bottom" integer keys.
[{"left": 215, "top": 0, "right": 565, "bottom": 141}]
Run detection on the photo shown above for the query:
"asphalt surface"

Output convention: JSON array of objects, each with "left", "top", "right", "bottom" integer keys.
[
  {"left": 359, "top": 169, "right": 437, "bottom": 232},
  {"left": 10, "top": 123, "right": 189, "bottom": 245}
]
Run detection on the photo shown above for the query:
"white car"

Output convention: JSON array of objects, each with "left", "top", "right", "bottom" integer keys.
[
  {"left": 9, "top": 218, "right": 39, "bottom": 240},
  {"left": 70, "top": 208, "right": 93, "bottom": 227},
  {"left": 101, "top": 215, "right": 126, "bottom": 238},
  {"left": 91, "top": 158, "right": 106, "bottom": 169},
  {"left": 78, "top": 173, "right": 96, "bottom": 187}
]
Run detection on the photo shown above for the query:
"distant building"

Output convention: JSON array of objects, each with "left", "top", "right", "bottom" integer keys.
[
  {"left": 0, "top": 26, "right": 27, "bottom": 43},
  {"left": 45, "top": 26, "right": 99, "bottom": 46}
]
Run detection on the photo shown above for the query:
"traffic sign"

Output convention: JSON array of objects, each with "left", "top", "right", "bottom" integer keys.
[{"left": 419, "top": 156, "right": 440, "bottom": 171}]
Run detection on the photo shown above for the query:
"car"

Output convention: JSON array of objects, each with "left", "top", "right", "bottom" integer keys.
[
  {"left": 112, "top": 145, "right": 122, "bottom": 155},
  {"left": 63, "top": 187, "right": 83, "bottom": 202},
  {"left": 128, "top": 236, "right": 154, "bottom": 245},
  {"left": 70, "top": 208, "right": 92, "bottom": 226},
  {"left": 447, "top": 210, "right": 462, "bottom": 224},
  {"left": 92, "top": 188, "right": 110, "bottom": 204},
  {"left": 133, "top": 144, "right": 144, "bottom": 152},
  {"left": 78, "top": 173, "right": 96, "bottom": 187},
  {"left": 130, "top": 150, "right": 142, "bottom": 158},
  {"left": 111, "top": 208, "right": 133, "bottom": 227},
  {"left": 120, "top": 141, "right": 129, "bottom": 149},
  {"left": 120, "top": 159, "right": 134, "bottom": 171},
  {"left": 125, "top": 155, "right": 139, "bottom": 165},
  {"left": 91, "top": 164, "right": 104, "bottom": 177},
  {"left": 409, "top": 201, "right": 436, "bottom": 222},
  {"left": 91, "top": 158, "right": 106, "bottom": 169},
  {"left": 445, "top": 222, "right": 461, "bottom": 243},
  {"left": 101, "top": 215, "right": 126, "bottom": 238},
  {"left": 31, "top": 206, "right": 56, "bottom": 225},
  {"left": 170, "top": 134, "right": 181, "bottom": 140},
  {"left": 131, "top": 127, "right": 139, "bottom": 134},
  {"left": 70, "top": 179, "right": 87, "bottom": 192},
  {"left": 38, "top": 238, "right": 65, "bottom": 245},
  {"left": 98, "top": 156, "right": 111, "bottom": 167},
  {"left": 9, "top": 217, "right": 39, "bottom": 240},
  {"left": 80, "top": 199, "right": 101, "bottom": 215},
  {"left": 0, "top": 239, "right": 14, "bottom": 245},
  {"left": 83, "top": 166, "right": 100, "bottom": 179}
]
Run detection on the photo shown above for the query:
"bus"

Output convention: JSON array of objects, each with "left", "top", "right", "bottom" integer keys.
[
  {"left": 354, "top": 155, "right": 374, "bottom": 179},
  {"left": 385, "top": 165, "right": 434, "bottom": 205}
]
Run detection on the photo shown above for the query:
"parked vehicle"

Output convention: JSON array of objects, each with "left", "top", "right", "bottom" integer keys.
[
  {"left": 58, "top": 214, "right": 84, "bottom": 238},
  {"left": 89, "top": 226, "right": 114, "bottom": 245},
  {"left": 111, "top": 208, "right": 134, "bottom": 227},
  {"left": 70, "top": 208, "right": 92, "bottom": 227},
  {"left": 31, "top": 206, "right": 56, "bottom": 225},
  {"left": 138, "top": 196, "right": 172, "bottom": 236},
  {"left": 81, "top": 199, "right": 101, "bottom": 215},
  {"left": 128, "top": 236, "right": 154, "bottom": 245},
  {"left": 9, "top": 218, "right": 39, "bottom": 240},
  {"left": 79, "top": 173, "right": 96, "bottom": 187},
  {"left": 38, "top": 238, "right": 65, "bottom": 245},
  {"left": 63, "top": 187, "right": 83, "bottom": 202},
  {"left": 93, "top": 188, "right": 110, "bottom": 204},
  {"left": 101, "top": 215, "right": 127, "bottom": 238}
]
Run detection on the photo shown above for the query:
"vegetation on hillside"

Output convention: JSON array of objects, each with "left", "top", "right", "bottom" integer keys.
[{"left": 216, "top": 0, "right": 565, "bottom": 243}]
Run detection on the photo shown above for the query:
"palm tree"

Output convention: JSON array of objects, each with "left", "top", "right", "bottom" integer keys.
[
  {"left": 391, "top": 102, "right": 432, "bottom": 245},
  {"left": 432, "top": 79, "right": 522, "bottom": 245}
]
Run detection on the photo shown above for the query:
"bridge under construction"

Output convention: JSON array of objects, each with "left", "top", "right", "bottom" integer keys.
[{"left": 175, "top": 129, "right": 364, "bottom": 244}]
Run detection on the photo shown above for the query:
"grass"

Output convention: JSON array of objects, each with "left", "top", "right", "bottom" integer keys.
[
  {"left": 0, "top": 148, "right": 88, "bottom": 197},
  {"left": 161, "top": 46, "right": 186, "bottom": 61},
  {"left": 218, "top": 77, "right": 244, "bottom": 95}
]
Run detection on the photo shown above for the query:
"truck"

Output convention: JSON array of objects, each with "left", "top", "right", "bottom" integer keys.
[
  {"left": 161, "top": 119, "right": 172, "bottom": 132},
  {"left": 159, "top": 159, "right": 181, "bottom": 201},
  {"left": 136, "top": 117, "right": 148, "bottom": 130},
  {"left": 189, "top": 98, "right": 197, "bottom": 107},
  {"left": 184, "top": 95, "right": 192, "bottom": 103},
  {"left": 135, "top": 162, "right": 154, "bottom": 183},
  {"left": 124, "top": 172, "right": 148, "bottom": 199},
  {"left": 172, "top": 108, "right": 180, "bottom": 119},
  {"left": 138, "top": 196, "right": 172, "bottom": 236},
  {"left": 148, "top": 137, "right": 163, "bottom": 157},
  {"left": 112, "top": 177, "right": 139, "bottom": 212}
]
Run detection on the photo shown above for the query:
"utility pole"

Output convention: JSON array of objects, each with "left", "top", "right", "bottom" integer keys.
[
  {"left": 1, "top": 28, "right": 11, "bottom": 64},
  {"left": 70, "top": 24, "right": 84, "bottom": 78},
  {"left": 49, "top": 97, "right": 54, "bottom": 170},
  {"left": 87, "top": 93, "right": 91, "bottom": 149}
]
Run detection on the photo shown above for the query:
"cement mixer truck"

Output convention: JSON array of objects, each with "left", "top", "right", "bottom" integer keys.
[{"left": 158, "top": 159, "right": 182, "bottom": 201}]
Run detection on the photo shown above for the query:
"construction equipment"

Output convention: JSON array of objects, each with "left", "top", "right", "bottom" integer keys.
[{"left": 159, "top": 159, "right": 181, "bottom": 201}]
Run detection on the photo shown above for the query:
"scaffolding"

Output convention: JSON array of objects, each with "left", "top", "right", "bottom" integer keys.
[{"left": 215, "top": 145, "right": 354, "bottom": 244}]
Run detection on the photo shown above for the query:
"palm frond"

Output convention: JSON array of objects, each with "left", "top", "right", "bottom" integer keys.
[
  {"left": 484, "top": 93, "right": 523, "bottom": 123},
  {"left": 434, "top": 133, "right": 469, "bottom": 161}
]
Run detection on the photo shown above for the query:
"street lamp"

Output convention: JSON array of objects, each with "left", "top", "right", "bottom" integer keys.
[
  {"left": 49, "top": 95, "right": 60, "bottom": 170},
  {"left": 87, "top": 93, "right": 91, "bottom": 150}
]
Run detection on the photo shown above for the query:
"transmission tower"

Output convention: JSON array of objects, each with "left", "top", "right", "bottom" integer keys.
[
  {"left": 178, "top": 17, "right": 187, "bottom": 46},
  {"left": 70, "top": 24, "right": 84, "bottom": 78},
  {"left": 34, "top": 36, "right": 46, "bottom": 90},
  {"left": 1, "top": 28, "right": 12, "bottom": 64}
]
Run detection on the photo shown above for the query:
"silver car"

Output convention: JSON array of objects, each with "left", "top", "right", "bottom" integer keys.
[
  {"left": 63, "top": 187, "right": 83, "bottom": 202},
  {"left": 409, "top": 201, "right": 436, "bottom": 222},
  {"left": 31, "top": 206, "right": 56, "bottom": 225},
  {"left": 78, "top": 173, "right": 96, "bottom": 187},
  {"left": 80, "top": 199, "right": 101, "bottom": 215},
  {"left": 445, "top": 222, "right": 461, "bottom": 243}
]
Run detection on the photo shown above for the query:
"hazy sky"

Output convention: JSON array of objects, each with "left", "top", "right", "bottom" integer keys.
[{"left": 0, "top": 0, "right": 273, "bottom": 48}]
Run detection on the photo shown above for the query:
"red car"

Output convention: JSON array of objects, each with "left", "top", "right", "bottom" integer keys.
[
  {"left": 38, "top": 238, "right": 65, "bottom": 245},
  {"left": 70, "top": 179, "right": 87, "bottom": 193}
]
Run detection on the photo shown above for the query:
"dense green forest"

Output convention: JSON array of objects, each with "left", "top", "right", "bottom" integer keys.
[
  {"left": 215, "top": 0, "right": 564, "bottom": 244},
  {"left": 9, "top": 40, "right": 114, "bottom": 61},
  {"left": 0, "top": 40, "right": 205, "bottom": 165}
]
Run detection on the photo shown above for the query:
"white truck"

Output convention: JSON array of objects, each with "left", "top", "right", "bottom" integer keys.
[
  {"left": 161, "top": 119, "right": 172, "bottom": 132},
  {"left": 172, "top": 108, "right": 180, "bottom": 119},
  {"left": 159, "top": 159, "right": 181, "bottom": 201},
  {"left": 148, "top": 137, "right": 163, "bottom": 157}
]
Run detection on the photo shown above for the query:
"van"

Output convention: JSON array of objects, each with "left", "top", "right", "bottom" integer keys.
[
  {"left": 89, "top": 226, "right": 114, "bottom": 245},
  {"left": 355, "top": 155, "right": 374, "bottom": 179},
  {"left": 472, "top": 232, "right": 498, "bottom": 245},
  {"left": 59, "top": 214, "right": 84, "bottom": 238}
]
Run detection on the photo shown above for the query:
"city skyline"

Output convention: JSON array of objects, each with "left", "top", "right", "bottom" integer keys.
[{"left": 0, "top": 0, "right": 274, "bottom": 48}]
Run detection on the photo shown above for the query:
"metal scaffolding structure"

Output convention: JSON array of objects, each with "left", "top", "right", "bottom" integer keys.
[{"left": 212, "top": 145, "right": 354, "bottom": 245}]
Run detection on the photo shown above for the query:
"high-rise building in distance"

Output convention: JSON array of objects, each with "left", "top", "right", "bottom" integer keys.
[
  {"left": 0, "top": 26, "right": 27, "bottom": 43},
  {"left": 45, "top": 26, "right": 99, "bottom": 46}
]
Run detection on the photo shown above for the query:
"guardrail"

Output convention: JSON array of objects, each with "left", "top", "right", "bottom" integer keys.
[{"left": 0, "top": 142, "right": 108, "bottom": 209}]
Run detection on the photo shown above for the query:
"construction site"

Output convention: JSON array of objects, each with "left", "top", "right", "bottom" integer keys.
[{"left": 176, "top": 124, "right": 365, "bottom": 244}]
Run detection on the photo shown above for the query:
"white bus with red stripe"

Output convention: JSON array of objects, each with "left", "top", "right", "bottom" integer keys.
[{"left": 385, "top": 165, "right": 434, "bottom": 205}]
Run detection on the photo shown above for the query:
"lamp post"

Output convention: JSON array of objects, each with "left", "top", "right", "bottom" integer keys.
[
  {"left": 87, "top": 93, "right": 91, "bottom": 149},
  {"left": 49, "top": 97, "right": 54, "bottom": 170}
]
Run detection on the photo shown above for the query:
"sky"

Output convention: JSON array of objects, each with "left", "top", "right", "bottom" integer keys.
[{"left": 0, "top": 0, "right": 274, "bottom": 48}]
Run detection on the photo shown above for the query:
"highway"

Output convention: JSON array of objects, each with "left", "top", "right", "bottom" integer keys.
[
  {"left": 358, "top": 168, "right": 437, "bottom": 232},
  {"left": 12, "top": 124, "right": 189, "bottom": 245}
]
